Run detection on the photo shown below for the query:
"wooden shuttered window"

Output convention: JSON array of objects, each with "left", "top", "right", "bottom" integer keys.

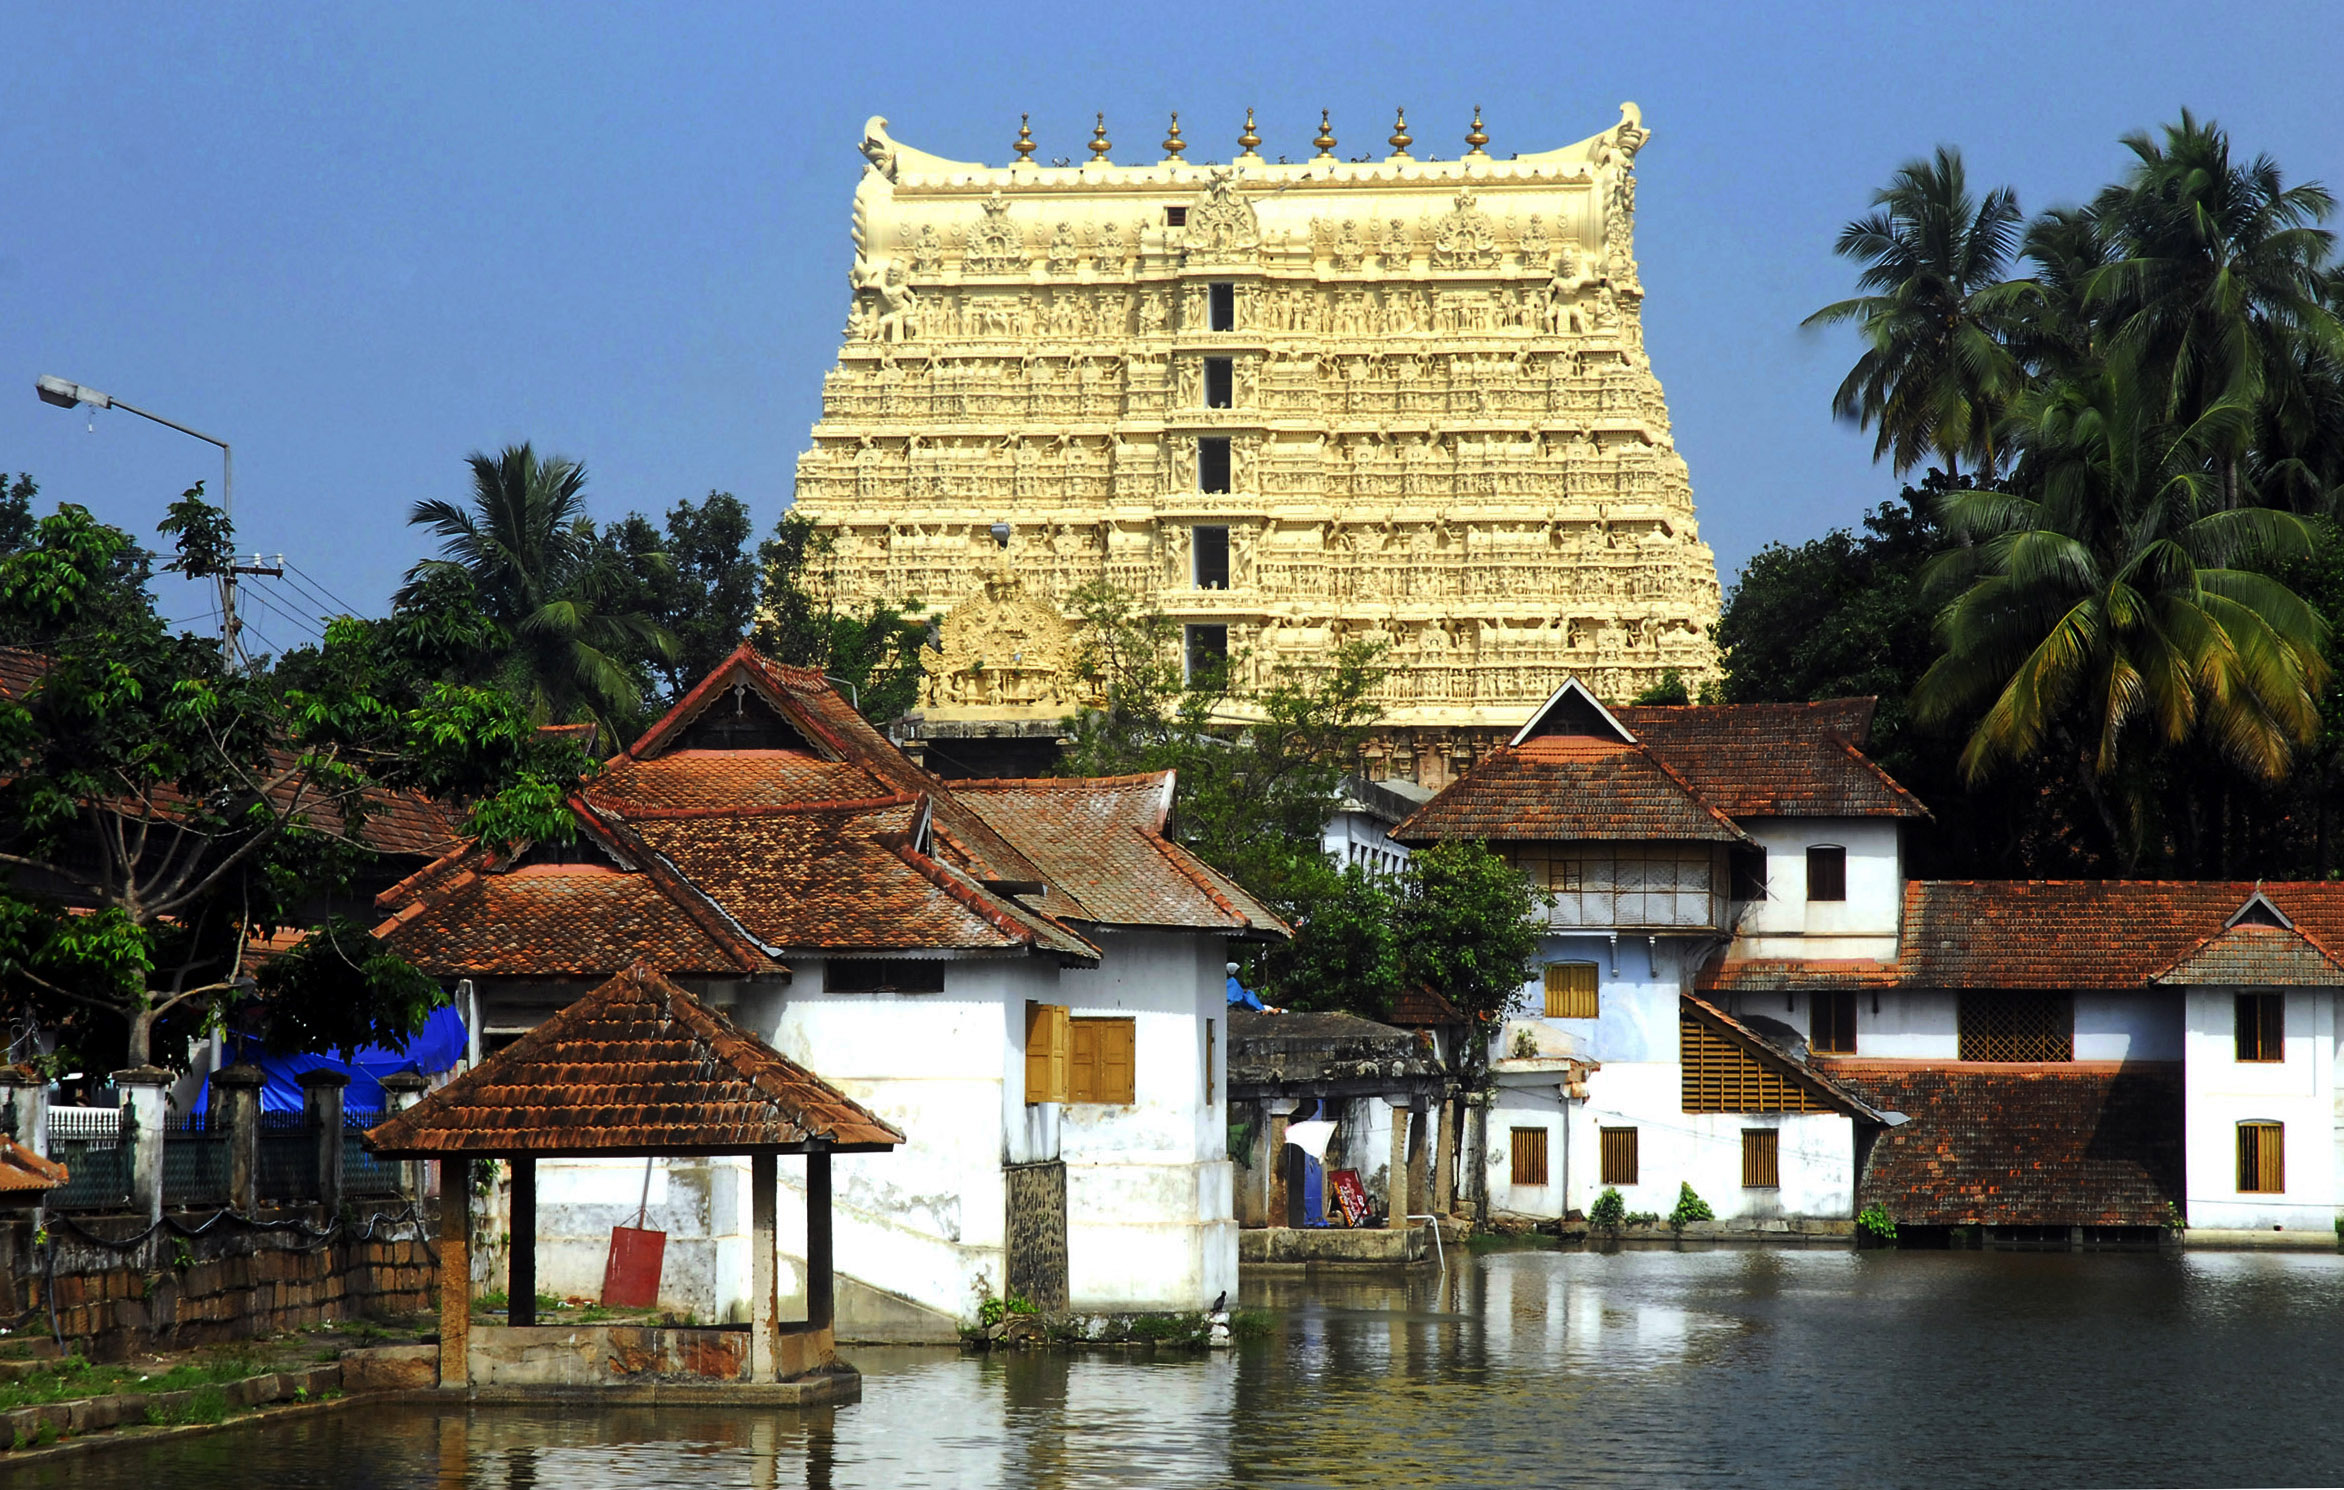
[
  {"left": 1509, "top": 1127, "right": 1549, "bottom": 1186},
  {"left": 1809, "top": 989, "right": 1857, "bottom": 1054},
  {"left": 2237, "top": 1122, "right": 2285, "bottom": 1193},
  {"left": 1957, "top": 992, "right": 2074, "bottom": 1062},
  {"left": 1069, "top": 1016, "right": 1137, "bottom": 1105},
  {"left": 1806, "top": 845, "right": 1847, "bottom": 902},
  {"left": 1681, "top": 1016, "right": 1832, "bottom": 1114},
  {"left": 1599, "top": 1126, "right": 1638, "bottom": 1186},
  {"left": 1742, "top": 1129, "right": 1780, "bottom": 1189},
  {"left": 1024, "top": 1002, "right": 1070, "bottom": 1104},
  {"left": 1205, "top": 1019, "right": 1216, "bottom": 1103},
  {"left": 2235, "top": 993, "right": 2284, "bottom": 1062},
  {"left": 1544, "top": 962, "right": 1599, "bottom": 1019}
]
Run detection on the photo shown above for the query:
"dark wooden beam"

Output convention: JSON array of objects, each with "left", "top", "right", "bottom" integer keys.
[
  {"left": 807, "top": 1146, "right": 834, "bottom": 1332},
  {"left": 508, "top": 1156, "right": 536, "bottom": 1327}
]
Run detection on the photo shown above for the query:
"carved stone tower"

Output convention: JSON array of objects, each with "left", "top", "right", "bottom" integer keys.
[{"left": 790, "top": 105, "right": 1721, "bottom": 785}]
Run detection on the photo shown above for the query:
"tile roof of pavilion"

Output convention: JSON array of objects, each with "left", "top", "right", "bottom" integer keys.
[
  {"left": 1700, "top": 880, "right": 2344, "bottom": 992},
  {"left": 0, "top": 1135, "right": 67, "bottom": 1199},
  {"left": 1393, "top": 732, "right": 1749, "bottom": 845},
  {"left": 1611, "top": 700, "right": 1927, "bottom": 819},
  {"left": 364, "top": 963, "right": 903, "bottom": 1157},
  {"left": 949, "top": 773, "right": 1287, "bottom": 936}
]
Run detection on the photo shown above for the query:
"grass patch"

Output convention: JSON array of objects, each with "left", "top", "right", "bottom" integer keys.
[
  {"left": 150, "top": 1384, "right": 229, "bottom": 1426},
  {"left": 1227, "top": 1308, "right": 1276, "bottom": 1341}
]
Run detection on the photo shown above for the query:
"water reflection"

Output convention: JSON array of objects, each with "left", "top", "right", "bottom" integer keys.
[{"left": 19, "top": 1248, "right": 2344, "bottom": 1488}]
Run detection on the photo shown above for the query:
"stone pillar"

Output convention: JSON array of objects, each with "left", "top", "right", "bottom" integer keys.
[
  {"left": 210, "top": 1065, "right": 265, "bottom": 1215},
  {"left": 1386, "top": 1097, "right": 1410, "bottom": 1229},
  {"left": 508, "top": 1157, "right": 537, "bottom": 1326},
  {"left": 300, "top": 1069, "right": 348, "bottom": 1221},
  {"left": 750, "top": 1152, "right": 776, "bottom": 1381},
  {"left": 437, "top": 1157, "right": 470, "bottom": 1388},
  {"left": 806, "top": 1147, "right": 834, "bottom": 1334},
  {"left": 114, "top": 1067, "right": 172, "bottom": 1225},
  {"left": 1265, "top": 1109, "right": 1292, "bottom": 1230},
  {"left": 1433, "top": 1092, "right": 1459, "bottom": 1217},
  {"left": 1406, "top": 1099, "right": 1430, "bottom": 1226},
  {"left": 0, "top": 1066, "right": 48, "bottom": 1157},
  {"left": 379, "top": 1072, "right": 428, "bottom": 1203}
]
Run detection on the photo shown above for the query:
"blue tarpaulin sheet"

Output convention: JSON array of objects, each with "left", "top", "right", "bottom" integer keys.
[
  {"left": 195, "top": 1005, "right": 469, "bottom": 1115},
  {"left": 1226, "top": 974, "right": 1266, "bottom": 1011}
]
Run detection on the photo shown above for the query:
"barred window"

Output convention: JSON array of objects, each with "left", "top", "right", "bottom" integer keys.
[
  {"left": 2237, "top": 1121, "right": 2284, "bottom": 1193},
  {"left": 1509, "top": 1127, "right": 1549, "bottom": 1186},
  {"left": 2235, "top": 993, "right": 2284, "bottom": 1063},
  {"left": 1957, "top": 992, "right": 2073, "bottom": 1062},
  {"left": 1809, "top": 989, "right": 1857, "bottom": 1055},
  {"left": 1599, "top": 1126, "right": 1638, "bottom": 1186},
  {"left": 1544, "top": 962, "right": 1599, "bottom": 1019},
  {"left": 1681, "top": 1016, "right": 1832, "bottom": 1113},
  {"left": 1742, "top": 1129, "right": 1779, "bottom": 1189}
]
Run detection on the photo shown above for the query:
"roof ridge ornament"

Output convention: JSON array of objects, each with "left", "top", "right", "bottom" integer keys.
[
  {"left": 1088, "top": 112, "right": 1112, "bottom": 162},
  {"left": 1312, "top": 108, "right": 1337, "bottom": 161},
  {"left": 1237, "top": 106, "right": 1262, "bottom": 158},
  {"left": 1387, "top": 107, "right": 1413, "bottom": 160},
  {"left": 1464, "top": 104, "right": 1489, "bottom": 156},
  {"left": 1013, "top": 113, "right": 1035, "bottom": 162},
  {"left": 1162, "top": 112, "right": 1185, "bottom": 160}
]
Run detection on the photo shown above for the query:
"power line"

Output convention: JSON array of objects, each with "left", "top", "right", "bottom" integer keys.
[{"left": 284, "top": 560, "right": 361, "bottom": 618}]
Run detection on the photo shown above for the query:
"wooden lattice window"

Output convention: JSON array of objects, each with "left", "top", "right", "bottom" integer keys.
[
  {"left": 1599, "top": 1127, "right": 1638, "bottom": 1186},
  {"left": 1510, "top": 1127, "right": 1549, "bottom": 1186},
  {"left": 1742, "top": 1129, "right": 1779, "bottom": 1188},
  {"left": 1068, "top": 1017, "right": 1137, "bottom": 1105},
  {"left": 2237, "top": 1121, "right": 2285, "bottom": 1193},
  {"left": 2235, "top": 993, "right": 2284, "bottom": 1063},
  {"left": 1681, "top": 1015, "right": 1831, "bottom": 1113},
  {"left": 1809, "top": 989, "right": 1857, "bottom": 1054},
  {"left": 1957, "top": 992, "right": 2074, "bottom": 1062},
  {"left": 1545, "top": 962, "right": 1599, "bottom": 1019}
]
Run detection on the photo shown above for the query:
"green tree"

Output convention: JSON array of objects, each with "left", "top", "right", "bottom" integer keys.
[
  {"left": 602, "top": 491, "right": 760, "bottom": 700},
  {"left": 1254, "top": 864, "right": 1403, "bottom": 1017},
  {"left": 401, "top": 444, "right": 678, "bottom": 739},
  {"left": 0, "top": 472, "right": 37, "bottom": 552},
  {"left": 0, "top": 495, "right": 589, "bottom": 1068},
  {"left": 1914, "top": 365, "right": 2330, "bottom": 866},
  {"left": 1392, "top": 840, "right": 1542, "bottom": 1083},
  {"left": 751, "top": 512, "right": 927, "bottom": 723},
  {"left": 1804, "top": 146, "right": 2026, "bottom": 480}
]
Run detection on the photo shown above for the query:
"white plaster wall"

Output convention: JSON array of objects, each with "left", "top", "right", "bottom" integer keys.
[
  {"left": 1486, "top": 1079, "right": 1569, "bottom": 1220},
  {"left": 1729, "top": 817, "right": 1902, "bottom": 961},
  {"left": 1564, "top": 1062, "right": 1853, "bottom": 1221},
  {"left": 1711, "top": 988, "right": 2184, "bottom": 1063},
  {"left": 529, "top": 1154, "right": 752, "bottom": 1321},
  {"left": 1060, "top": 930, "right": 1236, "bottom": 1311},
  {"left": 1509, "top": 932, "right": 1702, "bottom": 1064},
  {"left": 2184, "top": 987, "right": 2340, "bottom": 1230},
  {"left": 1321, "top": 809, "right": 1408, "bottom": 877}
]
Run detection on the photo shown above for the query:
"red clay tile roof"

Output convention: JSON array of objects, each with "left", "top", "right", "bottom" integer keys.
[
  {"left": 586, "top": 751, "right": 887, "bottom": 813},
  {"left": 374, "top": 862, "right": 777, "bottom": 978},
  {"left": 1386, "top": 984, "right": 1465, "bottom": 1027},
  {"left": 1702, "top": 880, "right": 2344, "bottom": 992},
  {"left": 950, "top": 774, "right": 1287, "bottom": 936},
  {"left": 0, "top": 647, "right": 50, "bottom": 701},
  {"left": 1613, "top": 700, "right": 1927, "bottom": 819},
  {"left": 364, "top": 963, "right": 902, "bottom": 1156},
  {"left": 1393, "top": 735, "right": 1748, "bottom": 845},
  {"left": 1832, "top": 1061, "right": 2181, "bottom": 1226},
  {"left": 0, "top": 1134, "right": 68, "bottom": 1197}
]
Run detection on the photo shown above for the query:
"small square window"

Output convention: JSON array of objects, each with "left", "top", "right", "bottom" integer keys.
[
  {"left": 1543, "top": 962, "right": 1599, "bottom": 1019},
  {"left": 1165, "top": 206, "right": 1188, "bottom": 228},
  {"left": 2235, "top": 992, "right": 2284, "bottom": 1062},
  {"left": 1184, "top": 624, "right": 1228, "bottom": 681},
  {"left": 1599, "top": 1126, "right": 1638, "bottom": 1186},
  {"left": 1208, "top": 282, "right": 1235, "bottom": 330},
  {"left": 1509, "top": 1126, "right": 1549, "bottom": 1186},
  {"left": 1806, "top": 845, "right": 1847, "bottom": 902},
  {"left": 1730, "top": 846, "right": 1769, "bottom": 902},
  {"left": 1742, "top": 1129, "right": 1780, "bottom": 1188},
  {"left": 1809, "top": 989, "right": 1857, "bottom": 1054},
  {"left": 1198, "top": 438, "right": 1232, "bottom": 493},
  {"left": 1192, "top": 525, "right": 1229, "bottom": 589},
  {"left": 1203, "top": 357, "right": 1233, "bottom": 408}
]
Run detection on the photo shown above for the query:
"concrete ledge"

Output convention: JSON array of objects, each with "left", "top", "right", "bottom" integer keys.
[
  {"left": 447, "top": 1373, "right": 860, "bottom": 1407},
  {"left": 2181, "top": 1228, "right": 2343, "bottom": 1252},
  {"left": 1240, "top": 1226, "right": 1432, "bottom": 1267}
]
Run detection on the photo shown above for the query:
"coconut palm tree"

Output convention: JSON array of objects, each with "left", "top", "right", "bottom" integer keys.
[
  {"left": 401, "top": 444, "right": 677, "bottom": 736},
  {"left": 1805, "top": 146, "right": 2026, "bottom": 481},
  {"left": 1913, "top": 363, "right": 2328, "bottom": 865}
]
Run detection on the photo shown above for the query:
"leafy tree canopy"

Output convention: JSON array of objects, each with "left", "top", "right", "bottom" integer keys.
[{"left": 752, "top": 512, "right": 927, "bottom": 724}]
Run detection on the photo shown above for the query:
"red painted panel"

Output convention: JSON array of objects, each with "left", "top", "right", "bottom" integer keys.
[{"left": 601, "top": 1225, "right": 666, "bottom": 1307}]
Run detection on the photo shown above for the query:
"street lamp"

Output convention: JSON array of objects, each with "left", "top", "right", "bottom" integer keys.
[{"left": 34, "top": 375, "right": 245, "bottom": 659}]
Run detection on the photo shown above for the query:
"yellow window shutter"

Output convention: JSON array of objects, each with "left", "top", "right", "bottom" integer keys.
[
  {"left": 1048, "top": 1004, "right": 1070, "bottom": 1103},
  {"left": 1068, "top": 1015, "right": 1098, "bottom": 1103},
  {"left": 1103, "top": 1018, "right": 1136, "bottom": 1104},
  {"left": 1024, "top": 1002, "right": 1070, "bottom": 1104}
]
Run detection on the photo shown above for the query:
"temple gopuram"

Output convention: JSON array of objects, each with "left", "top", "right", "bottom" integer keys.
[{"left": 788, "top": 105, "right": 1722, "bottom": 785}]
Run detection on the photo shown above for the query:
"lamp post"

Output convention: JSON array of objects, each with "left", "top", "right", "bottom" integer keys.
[{"left": 35, "top": 375, "right": 246, "bottom": 660}]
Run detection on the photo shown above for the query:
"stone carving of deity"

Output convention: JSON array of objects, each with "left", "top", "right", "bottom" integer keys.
[{"left": 1047, "top": 222, "right": 1081, "bottom": 275}]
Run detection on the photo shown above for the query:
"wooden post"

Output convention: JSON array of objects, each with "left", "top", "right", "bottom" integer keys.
[
  {"left": 210, "top": 1066, "right": 263, "bottom": 1215},
  {"left": 508, "top": 1157, "right": 536, "bottom": 1326},
  {"left": 750, "top": 1152, "right": 776, "bottom": 1381},
  {"left": 1386, "top": 1098, "right": 1410, "bottom": 1229},
  {"left": 438, "top": 1157, "right": 471, "bottom": 1389},
  {"left": 806, "top": 1146, "right": 834, "bottom": 1334}
]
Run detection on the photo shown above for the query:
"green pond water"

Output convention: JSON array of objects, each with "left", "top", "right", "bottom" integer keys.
[{"left": 16, "top": 1247, "right": 2344, "bottom": 1487}]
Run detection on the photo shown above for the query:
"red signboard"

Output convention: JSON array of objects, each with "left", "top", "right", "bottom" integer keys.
[
  {"left": 1329, "top": 1169, "right": 1371, "bottom": 1228},
  {"left": 601, "top": 1224, "right": 666, "bottom": 1307}
]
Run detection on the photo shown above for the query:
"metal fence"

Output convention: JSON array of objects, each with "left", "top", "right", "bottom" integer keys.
[
  {"left": 161, "top": 1110, "right": 231, "bottom": 1208},
  {"left": 46, "top": 1106, "right": 132, "bottom": 1211},
  {"left": 342, "top": 1108, "right": 404, "bottom": 1195},
  {"left": 257, "top": 1109, "right": 314, "bottom": 1201}
]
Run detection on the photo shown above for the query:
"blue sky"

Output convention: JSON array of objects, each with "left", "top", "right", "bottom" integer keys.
[{"left": 4, "top": 1, "right": 2340, "bottom": 649}]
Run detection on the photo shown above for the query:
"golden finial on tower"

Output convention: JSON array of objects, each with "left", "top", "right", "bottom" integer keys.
[
  {"left": 1313, "top": 108, "right": 1337, "bottom": 157},
  {"left": 1238, "top": 106, "right": 1262, "bottom": 156},
  {"left": 1163, "top": 112, "right": 1186, "bottom": 159},
  {"left": 1464, "top": 104, "right": 1489, "bottom": 156},
  {"left": 1014, "top": 113, "right": 1036, "bottom": 162},
  {"left": 1388, "top": 108, "right": 1413, "bottom": 158},
  {"left": 1089, "top": 113, "right": 1112, "bottom": 160}
]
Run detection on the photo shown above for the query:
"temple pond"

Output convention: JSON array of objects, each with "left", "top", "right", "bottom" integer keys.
[{"left": 19, "top": 1246, "right": 2344, "bottom": 1488}]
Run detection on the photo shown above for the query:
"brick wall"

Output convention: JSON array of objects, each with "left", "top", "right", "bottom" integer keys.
[{"left": 0, "top": 1205, "right": 436, "bottom": 1360}]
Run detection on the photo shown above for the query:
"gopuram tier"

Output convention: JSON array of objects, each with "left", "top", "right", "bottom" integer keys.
[{"left": 790, "top": 106, "right": 1722, "bottom": 786}]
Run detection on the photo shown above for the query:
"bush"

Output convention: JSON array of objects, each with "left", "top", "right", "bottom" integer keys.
[
  {"left": 1228, "top": 1308, "right": 1275, "bottom": 1341},
  {"left": 1857, "top": 1203, "right": 1898, "bottom": 1241},
  {"left": 1588, "top": 1187, "right": 1626, "bottom": 1230},
  {"left": 1668, "top": 1183, "right": 1714, "bottom": 1233}
]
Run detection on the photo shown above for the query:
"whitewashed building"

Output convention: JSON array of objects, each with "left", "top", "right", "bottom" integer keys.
[{"left": 374, "top": 647, "right": 1281, "bottom": 1335}]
